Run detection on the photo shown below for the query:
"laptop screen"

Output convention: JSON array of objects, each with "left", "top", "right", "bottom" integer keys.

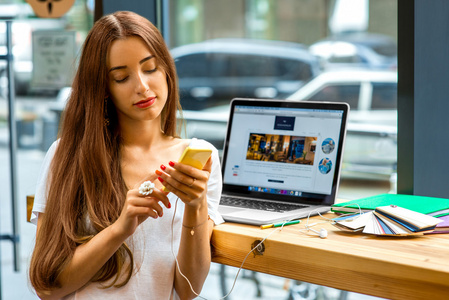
[{"left": 221, "top": 98, "right": 349, "bottom": 206}]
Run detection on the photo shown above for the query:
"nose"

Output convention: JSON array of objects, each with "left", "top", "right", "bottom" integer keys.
[{"left": 135, "top": 71, "right": 149, "bottom": 94}]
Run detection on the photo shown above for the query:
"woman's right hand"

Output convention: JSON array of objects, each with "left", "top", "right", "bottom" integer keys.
[{"left": 113, "top": 175, "right": 171, "bottom": 239}]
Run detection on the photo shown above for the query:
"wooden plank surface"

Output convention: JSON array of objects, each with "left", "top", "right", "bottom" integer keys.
[{"left": 211, "top": 215, "right": 449, "bottom": 300}]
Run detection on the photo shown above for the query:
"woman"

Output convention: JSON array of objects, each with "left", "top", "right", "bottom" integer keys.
[{"left": 29, "top": 11, "right": 223, "bottom": 299}]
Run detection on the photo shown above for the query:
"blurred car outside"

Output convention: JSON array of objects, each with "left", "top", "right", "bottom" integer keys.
[
  {"left": 182, "top": 68, "right": 398, "bottom": 185},
  {"left": 288, "top": 68, "right": 397, "bottom": 181},
  {"left": 287, "top": 68, "right": 397, "bottom": 125},
  {"left": 0, "top": 2, "right": 67, "bottom": 96},
  {"left": 309, "top": 32, "right": 397, "bottom": 71},
  {"left": 171, "top": 38, "right": 321, "bottom": 111}
]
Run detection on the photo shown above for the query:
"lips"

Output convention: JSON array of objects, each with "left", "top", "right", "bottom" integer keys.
[{"left": 134, "top": 97, "right": 156, "bottom": 109}]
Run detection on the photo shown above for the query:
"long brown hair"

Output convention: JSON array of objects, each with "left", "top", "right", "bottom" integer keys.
[{"left": 29, "top": 11, "right": 181, "bottom": 292}]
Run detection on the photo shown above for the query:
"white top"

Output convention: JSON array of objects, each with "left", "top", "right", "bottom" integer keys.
[{"left": 31, "top": 138, "right": 224, "bottom": 299}]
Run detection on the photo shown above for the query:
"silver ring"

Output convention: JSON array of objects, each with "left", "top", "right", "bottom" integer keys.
[
  {"left": 189, "top": 178, "right": 196, "bottom": 187},
  {"left": 139, "top": 181, "right": 155, "bottom": 196}
]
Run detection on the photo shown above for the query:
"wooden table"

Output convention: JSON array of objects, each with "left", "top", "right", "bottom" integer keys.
[
  {"left": 211, "top": 215, "right": 449, "bottom": 300},
  {"left": 26, "top": 195, "right": 449, "bottom": 299}
]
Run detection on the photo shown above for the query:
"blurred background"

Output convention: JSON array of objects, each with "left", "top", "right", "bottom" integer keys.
[{"left": 0, "top": 0, "right": 396, "bottom": 299}]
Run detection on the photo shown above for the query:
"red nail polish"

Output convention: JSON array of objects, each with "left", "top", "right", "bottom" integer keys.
[
  {"left": 168, "top": 202, "right": 171, "bottom": 209},
  {"left": 158, "top": 177, "right": 164, "bottom": 183},
  {"left": 160, "top": 164, "right": 166, "bottom": 170},
  {"left": 155, "top": 169, "right": 162, "bottom": 176},
  {"left": 169, "top": 161, "right": 175, "bottom": 167}
]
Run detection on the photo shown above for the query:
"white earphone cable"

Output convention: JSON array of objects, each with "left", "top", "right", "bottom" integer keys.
[
  {"left": 171, "top": 197, "right": 207, "bottom": 299},
  {"left": 170, "top": 197, "right": 294, "bottom": 300}
]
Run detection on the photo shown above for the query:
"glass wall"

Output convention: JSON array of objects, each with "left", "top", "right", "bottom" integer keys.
[{"left": 170, "top": 0, "right": 398, "bottom": 186}]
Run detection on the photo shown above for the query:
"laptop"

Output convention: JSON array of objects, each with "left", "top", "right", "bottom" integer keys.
[{"left": 218, "top": 98, "right": 349, "bottom": 225}]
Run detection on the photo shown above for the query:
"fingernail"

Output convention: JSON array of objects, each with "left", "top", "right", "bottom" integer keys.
[
  {"left": 169, "top": 161, "right": 175, "bottom": 167},
  {"left": 168, "top": 202, "right": 171, "bottom": 209},
  {"left": 155, "top": 169, "right": 162, "bottom": 176},
  {"left": 160, "top": 164, "right": 166, "bottom": 170},
  {"left": 158, "top": 177, "right": 164, "bottom": 183}
]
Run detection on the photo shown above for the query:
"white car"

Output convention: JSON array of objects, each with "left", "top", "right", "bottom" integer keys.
[{"left": 287, "top": 69, "right": 398, "bottom": 179}]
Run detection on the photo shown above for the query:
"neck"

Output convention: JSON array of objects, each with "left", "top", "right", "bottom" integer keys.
[{"left": 119, "top": 117, "right": 166, "bottom": 149}]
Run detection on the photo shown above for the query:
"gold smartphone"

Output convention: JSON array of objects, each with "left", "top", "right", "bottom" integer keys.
[
  {"left": 162, "top": 147, "right": 212, "bottom": 192},
  {"left": 178, "top": 147, "right": 212, "bottom": 169}
]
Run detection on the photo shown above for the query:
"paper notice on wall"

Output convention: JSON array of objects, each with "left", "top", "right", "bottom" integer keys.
[{"left": 31, "top": 30, "right": 76, "bottom": 89}]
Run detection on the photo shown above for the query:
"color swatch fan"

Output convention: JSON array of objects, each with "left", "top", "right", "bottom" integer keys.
[
  {"left": 332, "top": 205, "right": 443, "bottom": 236},
  {"left": 368, "top": 205, "right": 443, "bottom": 235}
]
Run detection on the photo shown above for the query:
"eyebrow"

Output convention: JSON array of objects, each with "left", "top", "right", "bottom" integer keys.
[{"left": 108, "top": 55, "right": 155, "bottom": 73}]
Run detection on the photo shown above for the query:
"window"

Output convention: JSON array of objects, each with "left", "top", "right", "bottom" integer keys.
[
  {"left": 308, "top": 84, "right": 360, "bottom": 109},
  {"left": 226, "top": 54, "right": 278, "bottom": 77},
  {"left": 371, "top": 82, "right": 397, "bottom": 110},
  {"left": 175, "top": 53, "right": 210, "bottom": 77}
]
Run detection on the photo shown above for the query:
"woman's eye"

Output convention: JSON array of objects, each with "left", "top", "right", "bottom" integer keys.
[
  {"left": 145, "top": 68, "right": 157, "bottom": 74},
  {"left": 115, "top": 77, "right": 128, "bottom": 83}
]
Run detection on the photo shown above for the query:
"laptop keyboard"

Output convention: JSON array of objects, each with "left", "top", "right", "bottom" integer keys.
[{"left": 220, "top": 196, "right": 307, "bottom": 212}]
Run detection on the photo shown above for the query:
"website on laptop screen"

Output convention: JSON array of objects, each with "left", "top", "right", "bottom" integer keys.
[{"left": 223, "top": 104, "right": 345, "bottom": 198}]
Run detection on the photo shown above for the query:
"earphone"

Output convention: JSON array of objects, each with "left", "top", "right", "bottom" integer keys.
[
  {"left": 309, "top": 227, "right": 328, "bottom": 238},
  {"left": 301, "top": 222, "right": 328, "bottom": 238},
  {"left": 296, "top": 207, "right": 334, "bottom": 239}
]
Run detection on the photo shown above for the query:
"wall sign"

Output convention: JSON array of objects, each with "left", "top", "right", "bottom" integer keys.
[{"left": 31, "top": 30, "right": 76, "bottom": 89}]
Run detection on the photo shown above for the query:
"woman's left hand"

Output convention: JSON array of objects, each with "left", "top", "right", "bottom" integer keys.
[{"left": 155, "top": 157, "right": 212, "bottom": 207}]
